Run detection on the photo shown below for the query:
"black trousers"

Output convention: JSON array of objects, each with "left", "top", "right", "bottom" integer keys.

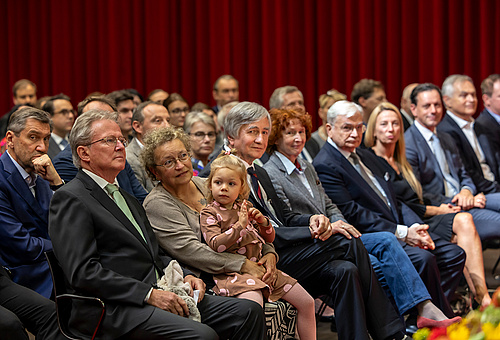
[
  {"left": 123, "top": 294, "right": 266, "bottom": 340},
  {"left": 277, "top": 234, "right": 404, "bottom": 340},
  {"left": 0, "top": 267, "right": 64, "bottom": 340}
]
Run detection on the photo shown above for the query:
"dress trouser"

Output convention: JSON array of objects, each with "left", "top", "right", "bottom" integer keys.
[
  {"left": 0, "top": 267, "right": 65, "bottom": 340},
  {"left": 123, "top": 294, "right": 266, "bottom": 340},
  {"left": 276, "top": 234, "right": 403, "bottom": 340}
]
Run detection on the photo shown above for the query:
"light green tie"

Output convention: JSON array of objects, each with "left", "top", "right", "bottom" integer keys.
[{"left": 105, "top": 184, "right": 147, "bottom": 243}]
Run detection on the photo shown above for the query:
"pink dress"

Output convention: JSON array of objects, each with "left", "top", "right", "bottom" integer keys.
[{"left": 200, "top": 201, "right": 296, "bottom": 302}]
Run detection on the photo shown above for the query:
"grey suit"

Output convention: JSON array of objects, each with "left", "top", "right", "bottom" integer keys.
[
  {"left": 263, "top": 153, "right": 345, "bottom": 223},
  {"left": 126, "top": 138, "right": 155, "bottom": 192}
]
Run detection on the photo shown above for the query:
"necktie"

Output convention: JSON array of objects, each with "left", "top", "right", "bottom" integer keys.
[
  {"left": 247, "top": 167, "right": 263, "bottom": 202},
  {"left": 349, "top": 153, "right": 390, "bottom": 208},
  {"left": 60, "top": 138, "right": 69, "bottom": 148},
  {"left": 246, "top": 167, "right": 282, "bottom": 227},
  {"left": 105, "top": 184, "right": 147, "bottom": 243},
  {"left": 430, "top": 134, "right": 460, "bottom": 197}
]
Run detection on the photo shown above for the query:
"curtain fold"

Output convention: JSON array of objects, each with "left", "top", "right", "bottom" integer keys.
[{"left": 2, "top": 0, "right": 499, "bottom": 126}]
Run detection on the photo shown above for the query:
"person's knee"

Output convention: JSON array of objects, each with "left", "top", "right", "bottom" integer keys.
[
  {"left": 0, "top": 311, "right": 27, "bottom": 339},
  {"left": 454, "top": 212, "right": 477, "bottom": 235}
]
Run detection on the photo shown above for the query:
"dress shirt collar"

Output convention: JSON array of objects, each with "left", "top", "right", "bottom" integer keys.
[
  {"left": 51, "top": 132, "right": 68, "bottom": 145},
  {"left": 276, "top": 151, "right": 303, "bottom": 175},
  {"left": 486, "top": 108, "right": 500, "bottom": 125},
  {"left": 6, "top": 149, "right": 37, "bottom": 185},
  {"left": 327, "top": 137, "right": 351, "bottom": 159},
  {"left": 136, "top": 138, "right": 144, "bottom": 149},
  {"left": 414, "top": 120, "right": 436, "bottom": 142},
  {"left": 446, "top": 110, "right": 474, "bottom": 129},
  {"left": 82, "top": 168, "right": 119, "bottom": 192}
]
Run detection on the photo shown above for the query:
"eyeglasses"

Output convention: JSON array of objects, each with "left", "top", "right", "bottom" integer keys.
[
  {"left": 87, "top": 136, "right": 128, "bottom": 147},
  {"left": 56, "top": 109, "right": 75, "bottom": 115},
  {"left": 155, "top": 151, "right": 191, "bottom": 169},
  {"left": 170, "top": 107, "right": 190, "bottom": 115},
  {"left": 189, "top": 132, "right": 217, "bottom": 140},
  {"left": 339, "top": 124, "right": 366, "bottom": 134}
]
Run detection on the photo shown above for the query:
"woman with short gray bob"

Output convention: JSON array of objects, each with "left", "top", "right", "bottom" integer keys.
[{"left": 184, "top": 111, "right": 217, "bottom": 175}]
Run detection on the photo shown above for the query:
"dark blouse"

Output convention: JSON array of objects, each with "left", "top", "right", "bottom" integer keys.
[{"left": 365, "top": 148, "right": 455, "bottom": 240}]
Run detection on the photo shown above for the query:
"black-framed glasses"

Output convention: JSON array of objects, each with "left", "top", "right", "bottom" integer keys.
[
  {"left": 170, "top": 107, "right": 190, "bottom": 115},
  {"left": 155, "top": 151, "right": 191, "bottom": 169},
  {"left": 56, "top": 109, "right": 75, "bottom": 115},
  {"left": 189, "top": 131, "right": 217, "bottom": 140},
  {"left": 86, "top": 136, "right": 128, "bottom": 147}
]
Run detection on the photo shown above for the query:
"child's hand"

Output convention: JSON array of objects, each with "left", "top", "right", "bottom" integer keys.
[
  {"left": 248, "top": 207, "right": 269, "bottom": 227},
  {"left": 239, "top": 200, "right": 249, "bottom": 227}
]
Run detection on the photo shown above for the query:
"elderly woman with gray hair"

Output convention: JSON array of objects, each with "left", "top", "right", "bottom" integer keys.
[
  {"left": 141, "top": 127, "right": 278, "bottom": 284},
  {"left": 183, "top": 111, "right": 216, "bottom": 176}
]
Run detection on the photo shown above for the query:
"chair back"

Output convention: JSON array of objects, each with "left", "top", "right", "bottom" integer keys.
[{"left": 45, "top": 251, "right": 105, "bottom": 340}]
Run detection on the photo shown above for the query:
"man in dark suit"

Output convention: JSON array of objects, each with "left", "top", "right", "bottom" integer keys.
[
  {"left": 405, "top": 83, "right": 500, "bottom": 242},
  {"left": 49, "top": 109, "right": 265, "bottom": 340},
  {"left": 477, "top": 74, "right": 500, "bottom": 154},
  {"left": 209, "top": 102, "right": 405, "bottom": 340},
  {"left": 0, "top": 107, "right": 64, "bottom": 298},
  {"left": 439, "top": 75, "right": 500, "bottom": 199},
  {"left": 212, "top": 75, "right": 239, "bottom": 114},
  {"left": 400, "top": 83, "right": 418, "bottom": 131},
  {"left": 269, "top": 85, "right": 321, "bottom": 161},
  {"left": 312, "top": 100, "right": 465, "bottom": 317},
  {"left": 0, "top": 265, "right": 65, "bottom": 340},
  {"left": 52, "top": 97, "right": 148, "bottom": 203},
  {"left": 42, "top": 94, "right": 75, "bottom": 159}
]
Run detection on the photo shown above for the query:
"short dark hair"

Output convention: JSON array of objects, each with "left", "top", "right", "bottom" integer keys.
[
  {"left": 77, "top": 96, "right": 116, "bottom": 116},
  {"left": 350, "top": 79, "right": 384, "bottom": 104},
  {"left": 410, "top": 83, "right": 442, "bottom": 106},
  {"left": 126, "top": 88, "right": 144, "bottom": 102},
  {"left": 12, "top": 79, "right": 37, "bottom": 97},
  {"left": 42, "top": 94, "right": 71, "bottom": 116},
  {"left": 213, "top": 75, "right": 238, "bottom": 91},
  {"left": 163, "top": 93, "right": 188, "bottom": 111},
  {"left": 481, "top": 74, "right": 500, "bottom": 97},
  {"left": 106, "top": 90, "right": 134, "bottom": 106}
]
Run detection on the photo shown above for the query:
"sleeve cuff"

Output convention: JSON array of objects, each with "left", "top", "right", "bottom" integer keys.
[{"left": 395, "top": 224, "right": 408, "bottom": 240}]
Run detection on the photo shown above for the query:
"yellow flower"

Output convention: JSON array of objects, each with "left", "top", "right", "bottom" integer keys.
[
  {"left": 483, "top": 322, "right": 500, "bottom": 340},
  {"left": 448, "top": 321, "right": 470, "bottom": 340}
]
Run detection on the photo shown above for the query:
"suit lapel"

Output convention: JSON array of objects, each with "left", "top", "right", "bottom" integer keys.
[
  {"left": 2, "top": 154, "right": 47, "bottom": 223},
  {"left": 79, "top": 171, "right": 152, "bottom": 253}
]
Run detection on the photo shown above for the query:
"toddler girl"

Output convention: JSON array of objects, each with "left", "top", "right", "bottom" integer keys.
[{"left": 200, "top": 153, "right": 316, "bottom": 340}]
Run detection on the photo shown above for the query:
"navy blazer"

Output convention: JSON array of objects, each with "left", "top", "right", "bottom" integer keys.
[
  {"left": 475, "top": 109, "right": 500, "bottom": 178},
  {"left": 52, "top": 145, "right": 148, "bottom": 203},
  {"left": 0, "top": 152, "right": 53, "bottom": 298},
  {"left": 438, "top": 113, "right": 500, "bottom": 194},
  {"left": 312, "top": 143, "right": 418, "bottom": 233},
  {"left": 405, "top": 124, "right": 476, "bottom": 206}
]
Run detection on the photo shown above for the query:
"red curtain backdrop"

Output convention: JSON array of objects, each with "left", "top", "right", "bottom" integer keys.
[{"left": 1, "top": 0, "right": 500, "bottom": 127}]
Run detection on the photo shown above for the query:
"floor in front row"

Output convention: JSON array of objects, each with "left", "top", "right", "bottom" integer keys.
[{"left": 316, "top": 248, "right": 500, "bottom": 340}]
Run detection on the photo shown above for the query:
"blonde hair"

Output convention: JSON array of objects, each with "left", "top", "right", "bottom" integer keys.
[
  {"left": 206, "top": 150, "right": 251, "bottom": 204},
  {"left": 365, "top": 102, "right": 423, "bottom": 201}
]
